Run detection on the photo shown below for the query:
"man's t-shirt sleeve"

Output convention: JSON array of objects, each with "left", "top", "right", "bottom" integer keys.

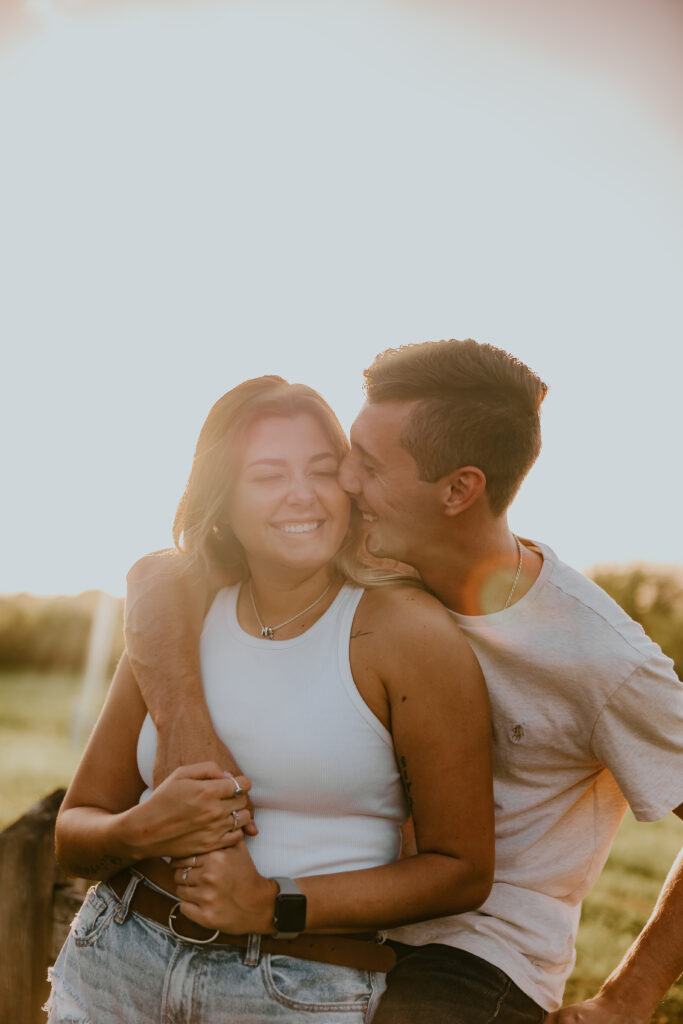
[{"left": 590, "top": 653, "right": 683, "bottom": 822}]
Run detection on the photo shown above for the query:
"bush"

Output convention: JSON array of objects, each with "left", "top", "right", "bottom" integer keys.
[
  {"left": 1, "top": 562, "right": 681, "bottom": 679},
  {"left": 0, "top": 593, "right": 124, "bottom": 674},
  {"left": 589, "top": 565, "right": 683, "bottom": 678}
]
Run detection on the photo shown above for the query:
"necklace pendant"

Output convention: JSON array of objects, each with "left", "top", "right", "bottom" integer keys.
[{"left": 249, "top": 579, "right": 333, "bottom": 642}]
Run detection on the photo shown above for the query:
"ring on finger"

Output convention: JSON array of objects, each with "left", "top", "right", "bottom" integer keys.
[
  {"left": 228, "top": 774, "right": 244, "bottom": 798},
  {"left": 182, "top": 866, "right": 190, "bottom": 883},
  {"left": 229, "top": 809, "right": 240, "bottom": 832},
  {"left": 191, "top": 855, "right": 197, "bottom": 868}
]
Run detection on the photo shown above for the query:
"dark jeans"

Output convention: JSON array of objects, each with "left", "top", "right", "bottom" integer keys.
[{"left": 373, "top": 943, "right": 547, "bottom": 1024}]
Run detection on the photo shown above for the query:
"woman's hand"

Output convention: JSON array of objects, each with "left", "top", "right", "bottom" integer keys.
[
  {"left": 123, "top": 762, "right": 253, "bottom": 861},
  {"left": 151, "top": 718, "right": 258, "bottom": 837},
  {"left": 170, "top": 842, "right": 278, "bottom": 935}
]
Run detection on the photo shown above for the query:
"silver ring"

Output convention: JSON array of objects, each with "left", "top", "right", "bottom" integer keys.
[
  {"left": 181, "top": 867, "right": 190, "bottom": 883},
  {"left": 230, "top": 776, "right": 245, "bottom": 798},
  {"left": 229, "top": 809, "right": 240, "bottom": 832},
  {"left": 191, "top": 855, "right": 197, "bottom": 868}
]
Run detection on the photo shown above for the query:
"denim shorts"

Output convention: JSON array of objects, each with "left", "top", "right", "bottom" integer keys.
[{"left": 45, "top": 880, "right": 386, "bottom": 1023}]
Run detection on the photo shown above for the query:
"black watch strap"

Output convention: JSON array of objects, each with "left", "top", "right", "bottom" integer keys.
[{"left": 271, "top": 876, "right": 307, "bottom": 939}]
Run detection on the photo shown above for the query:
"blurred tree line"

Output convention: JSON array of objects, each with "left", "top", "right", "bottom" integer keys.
[
  {"left": 0, "top": 592, "right": 124, "bottom": 675},
  {"left": 0, "top": 565, "right": 681, "bottom": 678},
  {"left": 589, "top": 566, "right": 683, "bottom": 678}
]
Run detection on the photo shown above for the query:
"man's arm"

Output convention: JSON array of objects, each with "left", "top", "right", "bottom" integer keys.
[
  {"left": 125, "top": 550, "right": 245, "bottom": 788},
  {"left": 546, "top": 805, "right": 683, "bottom": 1023}
]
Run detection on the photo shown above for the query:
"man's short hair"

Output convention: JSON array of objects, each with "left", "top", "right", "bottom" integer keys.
[{"left": 363, "top": 339, "right": 549, "bottom": 515}]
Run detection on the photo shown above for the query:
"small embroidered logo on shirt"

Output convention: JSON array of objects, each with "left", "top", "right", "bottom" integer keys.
[{"left": 511, "top": 724, "right": 525, "bottom": 743}]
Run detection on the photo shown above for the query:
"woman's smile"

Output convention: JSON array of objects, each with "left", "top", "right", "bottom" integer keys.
[
  {"left": 272, "top": 519, "right": 325, "bottom": 535},
  {"left": 228, "top": 413, "right": 351, "bottom": 575}
]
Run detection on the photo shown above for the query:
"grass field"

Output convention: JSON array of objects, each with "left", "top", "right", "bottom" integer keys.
[
  {"left": 0, "top": 671, "right": 85, "bottom": 828},
  {"left": 566, "top": 812, "right": 683, "bottom": 1022},
  {"left": 1, "top": 670, "right": 681, "bottom": 1020}
]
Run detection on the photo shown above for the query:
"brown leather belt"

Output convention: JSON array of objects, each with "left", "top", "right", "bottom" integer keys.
[{"left": 107, "top": 870, "right": 396, "bottom": 973}]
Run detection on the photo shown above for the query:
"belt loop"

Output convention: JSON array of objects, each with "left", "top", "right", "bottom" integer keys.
[
  {"left": 243, "top": 932, "right": 262, "bottom": 967},
  {"left": 114, "top": 869, "right": 143, "bottom": 925}
]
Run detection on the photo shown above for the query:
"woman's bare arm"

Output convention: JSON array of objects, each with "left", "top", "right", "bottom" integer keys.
[
  {"left": 298, "top": 587, "right": 495, "bottom": 927},
  {"left": 55, "top": 653, "right": 251, "bottom": 879}
]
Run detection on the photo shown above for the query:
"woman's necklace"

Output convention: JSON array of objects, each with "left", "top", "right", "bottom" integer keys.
[
  {"left": 503, "top": 534, "right": 524, "bottom": 610},
  {"left": 248, "top": 579, "right": 334, "bottom": 640}
]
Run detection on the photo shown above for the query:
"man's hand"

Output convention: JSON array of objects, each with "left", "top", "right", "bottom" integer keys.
[
  {"left": 545, "top": 994, "right": 651, "bottom": 1024},
  {"left": 171, "top": 841, "right": 277, "bottom": 935}
]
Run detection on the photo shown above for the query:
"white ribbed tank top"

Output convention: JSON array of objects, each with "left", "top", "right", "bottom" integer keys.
[{"left": 137, "top": 583, "right": 408, "bottom": 878}]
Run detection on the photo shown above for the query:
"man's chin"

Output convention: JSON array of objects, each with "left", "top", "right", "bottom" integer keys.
[
  {"left": 363, "top": 533, "right": 417, "bottom": 576},
  {"left": 364, "top": 529, "right": 394, "bottom": 561}
]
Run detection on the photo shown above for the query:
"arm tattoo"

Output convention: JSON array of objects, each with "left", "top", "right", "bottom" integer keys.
[
  {"left": 399, "top": 754, "right": 414, "bottom": 813},
  {"left": 67, "top": 854, "right": 125, "bottom": 880}
]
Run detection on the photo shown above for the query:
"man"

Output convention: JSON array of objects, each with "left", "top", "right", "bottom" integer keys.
[{"left": 125, "top": 339, "right": 683, "bottom": 1022}]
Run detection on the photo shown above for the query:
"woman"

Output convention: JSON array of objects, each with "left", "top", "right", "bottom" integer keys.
[{"left": 47, "top": 376, "right": 494, "bottom": 1023}]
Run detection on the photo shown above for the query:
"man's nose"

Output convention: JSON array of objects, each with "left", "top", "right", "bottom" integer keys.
[{"left": 338, "top": 453, "right": 361, "bottom": 494}]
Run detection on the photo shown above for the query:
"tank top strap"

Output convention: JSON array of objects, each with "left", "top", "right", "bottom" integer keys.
[{"left": 324, "top": 583, "right": 365, "bottom": 637}]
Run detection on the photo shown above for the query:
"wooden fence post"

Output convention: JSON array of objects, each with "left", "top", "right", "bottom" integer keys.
[{"left": 0, "top": 790, "right": 86, "bottom": 1024}]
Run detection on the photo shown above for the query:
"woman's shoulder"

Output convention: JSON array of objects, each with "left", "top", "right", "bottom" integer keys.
[
  {"left": 352, "top": 584, "right": 482, "bottom": 693},
  {"left": 356, "top": 583, "right": 459, "bottom": 639}
]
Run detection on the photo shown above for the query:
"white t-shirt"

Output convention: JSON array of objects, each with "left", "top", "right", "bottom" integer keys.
[{"left": 388, "top": 541, "right": 683, "bottom": 1011}]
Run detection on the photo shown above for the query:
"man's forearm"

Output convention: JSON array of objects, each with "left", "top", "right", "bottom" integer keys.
[
  {"left": 125, "top": 551, "right": 210, "bottom": 725},
  {"left": 129, "top": 639, "right": 207, "bottom": 731},
  {"left": 124, "top": 552, "right": 247, "bottom": 786},
  {"left": 597, "top": 847, "right": 683, "bottom": 1018},
  {"left": 548, "top": 844, "right": 683, "bottom": 1023}
]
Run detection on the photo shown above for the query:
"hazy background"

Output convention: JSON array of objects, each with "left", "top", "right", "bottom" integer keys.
[
  {"left": 2, "top": 0, "right": 682, "bottom": 596},
  {"left": 2, "top": 11, "right": 682, "bottom": 1016}
]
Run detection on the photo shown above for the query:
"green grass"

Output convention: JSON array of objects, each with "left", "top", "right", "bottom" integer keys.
[
  {"left": 0, "top": 671, "right": 87, "bottom": 828},
  {"left": 565, "top": 811, "right": 683, "bottom": 1022},
  {"left": 1, "top": 671, "right": 681, "bottom": 1019}
]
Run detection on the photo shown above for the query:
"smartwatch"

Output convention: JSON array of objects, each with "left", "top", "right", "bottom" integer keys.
[{"left": 270, "top": 877, "right": 307, "bottom": 939}]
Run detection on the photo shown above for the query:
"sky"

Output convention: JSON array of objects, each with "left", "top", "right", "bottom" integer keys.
[{"left": 1, "top": 0, "right": 682, "bottom": 596}]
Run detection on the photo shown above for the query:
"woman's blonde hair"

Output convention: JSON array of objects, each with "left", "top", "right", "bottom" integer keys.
[{"left": 173, "top": 375, "right": 418, "bottom": 589}]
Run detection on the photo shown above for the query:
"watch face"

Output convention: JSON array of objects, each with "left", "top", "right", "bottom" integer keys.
[{"left": 274, "top": 892, "right": 307, "bottom": 932}]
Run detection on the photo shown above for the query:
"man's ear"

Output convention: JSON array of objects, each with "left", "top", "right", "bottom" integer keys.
[{"left": 440, "top": 466, "right": 487, "bottom": 517}]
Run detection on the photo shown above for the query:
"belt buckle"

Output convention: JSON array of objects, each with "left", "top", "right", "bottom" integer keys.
[{"left": 168, "top": 901, "right": 221, "bottom": 945}]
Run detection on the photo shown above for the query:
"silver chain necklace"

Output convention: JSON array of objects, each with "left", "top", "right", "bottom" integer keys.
[
  {"left": 248, "top": 580, "right": 333, "bottom": 640},
  {"left": 503, "top": 535, "right": 524, "bottom": 610}
]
